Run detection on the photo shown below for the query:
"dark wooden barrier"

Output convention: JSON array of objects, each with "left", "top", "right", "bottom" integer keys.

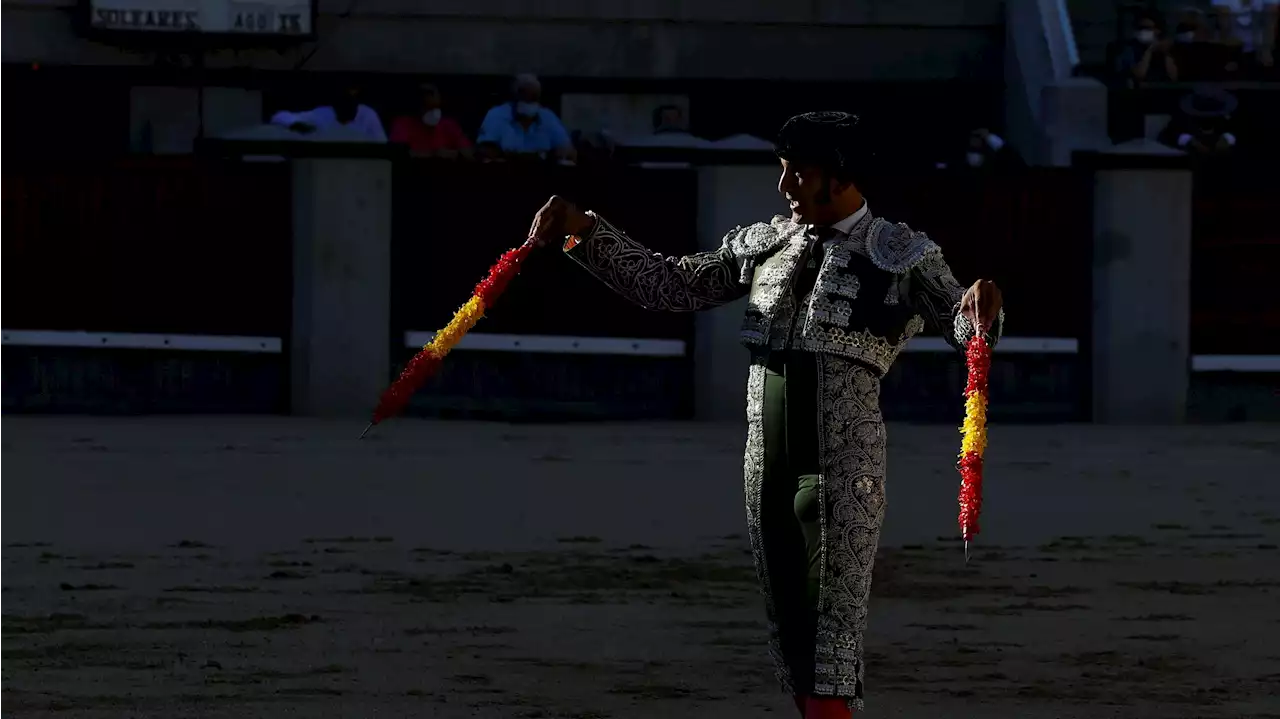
[
  {"left": 865, "top": 168, "right": 1094, "bottom": 341},
  {"left": 2, "top": 157, "right": 292, "bottom": 414},
  {"left": 1110, "top": 85, "right": 1280, "bottom": 356},
  {"left": 2, "top": 157, "right": 292, "bottom": 336},
  {"left": 866, "top": 168, "right": 1093, "bottom": 422},
  {"left": 1192, "top": 165, "right": 1280, "bottom": 356},
  {"left": 1, "top": 158, "right": 1107, "bottom": 420}
]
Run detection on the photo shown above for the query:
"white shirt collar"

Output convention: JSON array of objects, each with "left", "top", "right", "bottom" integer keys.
[{"left": 823, "top": 201, "right": 869, "bottom": 238}]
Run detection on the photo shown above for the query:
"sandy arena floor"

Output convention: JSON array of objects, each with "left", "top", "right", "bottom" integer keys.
[{"left": 3, "top": 417, "right": 1279, "bottom": 718}]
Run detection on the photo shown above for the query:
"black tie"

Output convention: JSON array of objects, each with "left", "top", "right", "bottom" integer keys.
[{"left": 794, "top": 227, "right": 835, "bottom": 299}]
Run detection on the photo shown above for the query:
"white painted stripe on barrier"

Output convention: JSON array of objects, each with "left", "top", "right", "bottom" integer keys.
[
  {"left": 405, "top": 333, "right": 1280, "bottom": 372},
  {"left": 405, "top": 331, "right": 687, "bottom": 357},
  {"left": 905, "top": 336, "right": 1080, "bottom": 354},
  {"left": 1192, "top": 354, "right": 1280, "bottom": 372},
  {"left": 5, "top": 330, "right": 1276, "bottom": 373},
  {"left": 1, "top": 330, "right": 282, "bottom": 354},
  {"left": 908, "top": 338, "right": 1276, "bottom": 371}
]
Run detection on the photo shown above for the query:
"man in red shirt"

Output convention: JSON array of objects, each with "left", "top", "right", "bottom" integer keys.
[{"left": 389, "top": 83, "right": 473, "bottom": 159}]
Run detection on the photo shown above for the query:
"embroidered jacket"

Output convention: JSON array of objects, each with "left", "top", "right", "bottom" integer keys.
[{"left": 564, "top": 208, "right": 1003, "bottom": 367}]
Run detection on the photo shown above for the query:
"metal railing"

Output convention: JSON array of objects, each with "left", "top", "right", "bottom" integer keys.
[{"left": 1050, "top": 0, "right": 1083, "bottom": 75}]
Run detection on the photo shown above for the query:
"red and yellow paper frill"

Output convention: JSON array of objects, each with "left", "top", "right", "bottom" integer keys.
[
  {"left": 958, "top": 333, "right": 992, "bottom": 543},
  {"left": 369, "top": 242, "right": 535, "bottom": 426}
]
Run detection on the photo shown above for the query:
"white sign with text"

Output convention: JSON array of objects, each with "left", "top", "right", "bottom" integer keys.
[{"left": 89, "top": 0, "right": 312, "bottom": 35}]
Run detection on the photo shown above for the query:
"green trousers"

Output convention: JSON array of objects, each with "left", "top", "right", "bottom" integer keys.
[{"left": 761, "top": 351, "right": 824, "bottom": 696}]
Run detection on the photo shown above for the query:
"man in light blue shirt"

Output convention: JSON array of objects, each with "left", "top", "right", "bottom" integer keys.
[{"left": 476, "top": 74, "right": 577, "bottom": 163}]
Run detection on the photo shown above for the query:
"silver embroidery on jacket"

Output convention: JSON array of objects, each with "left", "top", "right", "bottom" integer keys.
[
  {"left": 865, "top": 220, "right": 936, "bottom": 274},
  {"left": 811, "top": 354, "right": 885, "bottom": 709},
  {"left": 743, "top": 359, "right": 792, "bottom": 689},
  {"left": 744, "top": 212, "right": 943, "bottom": 373}
]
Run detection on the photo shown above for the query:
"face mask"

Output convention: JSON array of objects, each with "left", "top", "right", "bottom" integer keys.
[
  {"left": 422, "top": 109, "right": 441, "bottom": 126},
  {"left": 515, "top": 101, "right": 540, "bottom": 118},
  {"left": 334, "top": 99, "right": 358, "bottom": 121},
  {"left": 1177, "top": 30, "right": 1196, "bottom": 42},
  {"left": 966, "top": 152, "right": 985, "bottom": 168},
  {"left": 1136, "top": 29, "right": 1156, "bottom": 43}
]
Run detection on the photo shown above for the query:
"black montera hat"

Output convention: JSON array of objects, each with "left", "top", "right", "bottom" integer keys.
[
  {"left": 774, "top": 111, "right": 869, "bottom": 176},
  {"left": 1179, "top": 87, "right": 1238, "bottom": 118}
]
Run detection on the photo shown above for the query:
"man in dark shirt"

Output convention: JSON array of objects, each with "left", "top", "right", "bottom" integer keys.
[
  {"left": 1168, "top": 8, "right": 1241, "bottom": 81},
  {"left": 1116, "top": 13, "right": 1176, "bottom": 85},
  {"left": 1161, "top": 88, "right": 1240, "bottom": 158}
]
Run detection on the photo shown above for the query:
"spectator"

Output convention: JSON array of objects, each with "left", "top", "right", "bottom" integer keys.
[
  {"left": 1116, "top": 13, "right": 1177, "bottom": 85},
  {"left": 476, "top": 74, "right": 577, "bottom": 163},
  {"left": 956, "top": 128, "right": 1022, "bottom": 172},
  {"left": 1168, "top": 8, "right": 1234, "bottom": 80},
  {"left": 572, "top": 129, "right": 617, "bottom": 166},
  {"left": 652, "top": 104, "right": 689, "bottom": 134},
  {"left": 1211, "top": 0, "right": 1278, "bottom": 74},
  {"left": 389, "top": 83, "right": 472, "bottom": 159},
  {"left": 629, "top": 103, "right": 701, "bottom": 147},
  {"left": 270, "top": 85, "right": 387, "bottom": 142},
  {"left": 1162, "top": 88, "right": 1239, "bottom": 158}
]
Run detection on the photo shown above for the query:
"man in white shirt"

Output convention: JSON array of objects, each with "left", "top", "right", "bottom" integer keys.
[
  {"left": 1211, "top": 0, "right": 1278, "bottom": 71},
  {"left": 270, "top": 86, "right": 388, "bottom": 142}
]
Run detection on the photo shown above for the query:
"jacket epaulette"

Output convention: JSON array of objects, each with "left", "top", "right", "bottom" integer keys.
[
  {"left": 864, "top": 218, "right": 939, "bottom": 274},
  {"left": 726, "top": 216, "right": 796, "bottom": 257},
  {"left": 724, "top": 216, "right": 804, "bottom": 284}
]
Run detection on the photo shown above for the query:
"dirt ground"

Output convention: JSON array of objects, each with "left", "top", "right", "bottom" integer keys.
[{"left": 3, "top": 416, "right": 1279, "bottom": 718}]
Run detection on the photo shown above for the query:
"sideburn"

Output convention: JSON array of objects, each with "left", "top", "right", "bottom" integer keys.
[{"left": 815, "top": 182, "right": 833, "bottom": 206}]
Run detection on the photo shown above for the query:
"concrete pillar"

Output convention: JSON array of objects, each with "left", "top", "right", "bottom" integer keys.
[
  {"left": 290, "top": 157, "right": 393, "bottom": 416},
  {"left": 1088, "top": 147, "right": 1193, "bottom": 423},
  {"left": 694, "top": 163, "right": 786, "bottom": 421}
]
